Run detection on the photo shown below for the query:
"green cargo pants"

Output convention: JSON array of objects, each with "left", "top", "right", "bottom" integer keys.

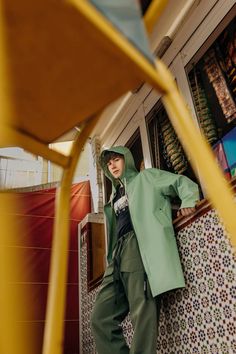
[{"left": 91, "top": 231, "right": 161, "bottom": 354}]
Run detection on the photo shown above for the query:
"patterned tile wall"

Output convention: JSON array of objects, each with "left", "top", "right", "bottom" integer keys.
[{"left": 80, "top": 209, "right": 236, "bottom": 353}]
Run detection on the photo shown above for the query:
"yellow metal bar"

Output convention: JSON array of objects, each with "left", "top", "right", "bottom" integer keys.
[
  {"left": 73, "top": 0, "right": 236, "bottom": 249},
  {"left": 68, "top": 0, "right": 168, "bottom": 95},
  {"left": 154, "top": 59, "right": 236, "bottom": 250},
  {"left": 0, "top": 4, "right": 36, "bottom": 352},
  {"left": 144, "top": 0, "right": 169, "bottom": 33},
  {"left": 42, "top": 115, "right": 99, "bottom": 354},
  {"left": 0, "top": 194, "right": 37, "bottom": 354},
  {"left": 0, "top": 125, "right": 70, "bottom": 168}
]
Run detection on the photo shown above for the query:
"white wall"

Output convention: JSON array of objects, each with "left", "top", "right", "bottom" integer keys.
[{"left": 0, "top": 142, "right": 91, "bottom": 189}]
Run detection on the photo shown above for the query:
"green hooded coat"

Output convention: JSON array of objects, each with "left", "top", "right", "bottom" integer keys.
[{"left": 100, "top": 146, "right": 199, "bottom": 297}]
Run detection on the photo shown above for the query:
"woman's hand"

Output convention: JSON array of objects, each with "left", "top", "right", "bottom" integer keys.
[{"left": 177, "top": 207, "right": 196, "bottom": 217}]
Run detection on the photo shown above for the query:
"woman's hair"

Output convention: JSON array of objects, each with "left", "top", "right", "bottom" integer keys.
[{"left": 103, "top": 151, "right": 124, "bottom": 165}]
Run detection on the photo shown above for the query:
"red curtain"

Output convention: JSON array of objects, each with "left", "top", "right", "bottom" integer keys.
[{"left": 12, "top": 181, "right": 91, "bottom": 354}]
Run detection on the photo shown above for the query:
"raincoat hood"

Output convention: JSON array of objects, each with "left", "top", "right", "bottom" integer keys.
[{"left": 100, "top": 146, "right": 138, "bottom": 190}]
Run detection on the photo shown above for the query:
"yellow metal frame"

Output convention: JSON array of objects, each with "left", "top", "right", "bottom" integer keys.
[
  {"left": 0, "top": 125, "right": 70, "bottom": 168},
  {"left": 144, "top": 0, "right": 169, "bottom": 33},
  {"left": 0, "top": 194, "right": 36, "bottom": 354},
  {"left": 69, "top": 0, "right": 236, "bottom": 247},
  {"left": 42, "top": 116, "right": 99, "bottom": 354},
  {"left": 1, "top": 1, "right": 236, "bottom": 354}
]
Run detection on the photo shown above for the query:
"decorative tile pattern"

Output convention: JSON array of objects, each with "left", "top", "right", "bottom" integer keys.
[
  {"left": 80, "top": 209, "right": 236, "bottom": 353},
  {"left": 80, "top": 241, "right": 99, "bottom": 354}
]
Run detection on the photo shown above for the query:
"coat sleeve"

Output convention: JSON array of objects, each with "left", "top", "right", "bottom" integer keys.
[{"left": 160, "top": 170, "right": 200, "bottom": 208}]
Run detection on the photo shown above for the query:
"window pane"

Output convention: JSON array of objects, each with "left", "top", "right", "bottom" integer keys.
[{"left": 187, "top": 17, "right": 236, "bottom": 180}]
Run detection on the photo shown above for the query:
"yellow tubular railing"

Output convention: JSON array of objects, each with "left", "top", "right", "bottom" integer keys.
[
  {"left": 0, "top": 194, "right": 36, "bottom": 354},
  {"left": 1, "top": 2, "right": 236, "bottom": 354},
  {"left": 42, "top": 115, "right": 99, "bottom": 354},
  {"left": 0, "top": 126, "right": 70, "bottom": 168},
  {"left": 69, "top": 0, "right": 168, "bottom": 95},
  {"left": 1, "top": 4, "right": 35, "bottom": 352},
  {"left": 155, "top": 59, "right": 236, "bottom": 250},
  {"left": 144, "top": 0, "right": 169, "bottom": 33}
]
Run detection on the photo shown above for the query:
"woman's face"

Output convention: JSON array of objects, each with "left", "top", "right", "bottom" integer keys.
[{"left": 107, "top": 156, "right": 125, "bottom": 179}]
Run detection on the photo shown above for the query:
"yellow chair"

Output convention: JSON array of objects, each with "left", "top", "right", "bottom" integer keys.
[{"left": 0, "top": 1, "right": 235, "bottom": 353}]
